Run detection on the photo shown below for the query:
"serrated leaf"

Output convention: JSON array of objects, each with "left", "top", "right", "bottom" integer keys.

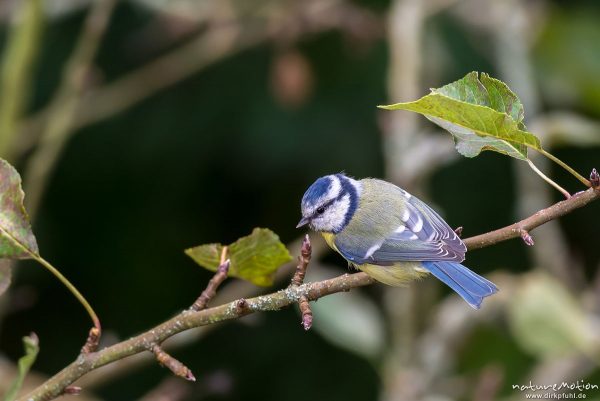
[
  {"left": 380, "top": 71, "right": 541, "bottom": 160},
  {"left": 507, "top": 271, "right": 595, "bottom": 358},
  {"left": 185, "top": 228, "right": 292, "bottom": 287},
  {"left": 0, "top": 158, "right": 38, "bottom": 259},
  {"left": 0, "top": 260, "right": 11, "bottom": 296},
  {"left": 3, "top": 333, "right": 39, "bottom": 401}
]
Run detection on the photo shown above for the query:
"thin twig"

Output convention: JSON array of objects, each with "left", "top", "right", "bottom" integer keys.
[
  {"left": 19, "top": 183, "right": 600, "bottom": 401},
  {"left": 526, "top": 159, "right": 571, "bottom": 199},
  {"left": 519, "top": 229, "right": 534, "bottom": 246},
  {"left": 190, "top": 247, "right": 230, "bottom": 311},
  {"left": 80, "top": 327, "right": 101, "bottom": 355},
  {"left": 297, "top": 297, "right": 313, "bottom": 331},
  {"left": 590, "top": 168, "right": 599, "bottom": 188},
  {"left": 26, "top": 254, "right": 101, "bottom": 353},
  {"left": 61, "top": 386, "right": 81, "bottom": 396},
  {"left": 129, "top": 251, "right": 231, "bottom": 388},
  {"left": 150, "top": 344, "right": 196, "bottom": 382},
  {"left": 537, "top": 147, "right": 591, "bottom": 187},
  {"left": 291, "top": 235, "right": 311, "bottom": 286},
  {"left": 153, "top": 248, "right": 228, "bottom": 382},
  {"left": 290, "top": 235, "right": 313, "bottom": 330}
]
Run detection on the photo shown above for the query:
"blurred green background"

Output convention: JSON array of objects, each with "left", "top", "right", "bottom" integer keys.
[{"left": 1, "top": 0, "right": 600, "bottom": 400}]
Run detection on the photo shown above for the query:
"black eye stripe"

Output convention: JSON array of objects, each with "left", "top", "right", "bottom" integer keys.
[{"left": 313, "top": 198, "right": 336, "bottom": 217}]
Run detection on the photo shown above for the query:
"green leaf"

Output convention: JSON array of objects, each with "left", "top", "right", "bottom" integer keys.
[
  {"left": 3, "top": 333, "right": 39, "bottom": 401},
  {"left": 0, "top": 260, "right": 11, "bottom": 297},
  {"left": 0, "top": 158, "right": 38, "bottom": 259},
  {"left": 379, "top": 71, "right": 541, "bottom": 160},
  {"left": 185, "top": 228, "right": 292, "bottom": 287}
]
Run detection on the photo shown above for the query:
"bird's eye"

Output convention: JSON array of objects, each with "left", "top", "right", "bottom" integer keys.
[{"left": 316, "top": 206, "right": 325, "bottom": 215}]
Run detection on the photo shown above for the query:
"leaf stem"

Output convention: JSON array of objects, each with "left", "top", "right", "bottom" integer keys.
[
  {"left": 536, "top": 148, "right": 591, "bottom": 187},
  {"left": 32, "top": 255, "right": 100, "bottom": 331},
  {"left": 526, "top": 159, "right": 571, "bottom": 199},
  {"left": 0, "top": 224, "right": 101, "bottom": 332}
]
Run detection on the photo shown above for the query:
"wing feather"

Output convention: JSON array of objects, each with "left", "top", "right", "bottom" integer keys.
[{"left": 334, "top": 180, "right": 465, "bottom": 265}]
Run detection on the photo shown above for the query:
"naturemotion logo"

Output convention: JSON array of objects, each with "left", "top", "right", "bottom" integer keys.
[{"left": 513, "top": 380, "right": 598, "bottom": 399}]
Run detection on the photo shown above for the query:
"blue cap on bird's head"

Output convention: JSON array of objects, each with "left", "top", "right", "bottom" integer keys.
[
  {"left": 297, "top": 174, "right": 361, "bottom": 233},
  {"left": 301, "top": 176, "right": 333, "bottom": 209}
]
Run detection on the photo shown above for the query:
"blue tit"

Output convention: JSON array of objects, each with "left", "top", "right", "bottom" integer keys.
[{"left": 296, "top": 173, "right": 498, "bottom": 309}]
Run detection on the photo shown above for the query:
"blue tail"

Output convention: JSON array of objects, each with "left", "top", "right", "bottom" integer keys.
[{"left": 421, "top": 261, "right": 498, "bottom": 309}]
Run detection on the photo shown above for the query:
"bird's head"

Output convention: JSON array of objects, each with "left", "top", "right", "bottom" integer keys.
[{"left": 297, "top": 174, "right": 360, "bottom": 233}]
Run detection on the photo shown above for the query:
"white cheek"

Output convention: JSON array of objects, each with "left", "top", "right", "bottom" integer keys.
[{"left": 313, "top": 194, "right": 350, "bottom": 232}]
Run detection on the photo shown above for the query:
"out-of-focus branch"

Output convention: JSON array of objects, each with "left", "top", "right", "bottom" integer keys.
[
  {"left": 20, "top": 183, "right": 600, "bottom": 401},
  {"left": 381, "top": 1, "right": 429, "bottom": 399},
  {"left": 15, "top": 0, "right": 382, "bottom": 159},
  {"left": 0, "top": 0, "right": 44, "bottom": 158},
  {"left": 488, "top": 0, "right": 575, "bottom": 285},
  {"left": 384, "top": 0, "right": 423, "bottom": 186},
  {"left": 44, "top": 16, "right": 247, "bottom": 131},
  {"left": 529, "top": 111, "right": 600, "bottom": 148},
  {"left": 23, "top": 0, "right": 117, "bottom": 215}
]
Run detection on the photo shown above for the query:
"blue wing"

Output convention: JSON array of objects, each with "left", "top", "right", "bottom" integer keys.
[{"left": 335, "top": 190, "right": 466, "bottom": 265}]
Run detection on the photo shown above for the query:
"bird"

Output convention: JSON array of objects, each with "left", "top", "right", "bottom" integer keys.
[{"left": 296, "top": 173, "right": 498, "bottom": 309}]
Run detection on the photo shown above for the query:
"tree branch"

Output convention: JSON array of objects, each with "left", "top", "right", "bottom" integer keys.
[
  {"left": 464, "top": 187, "right": 599, "bottom": 250},
  {"left": 19, "top": 185, "right": 599, "bottom": 401},
  {"left": 20, "top": 272, "right": 376, "bottom": 401}
]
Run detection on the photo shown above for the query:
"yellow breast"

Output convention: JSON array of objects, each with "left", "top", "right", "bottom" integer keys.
[{"left": 321, "top": 232, "right": 338, "bottom": 251}]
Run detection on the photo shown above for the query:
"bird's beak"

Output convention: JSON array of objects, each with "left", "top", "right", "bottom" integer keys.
[{"left": 296, "top": 217, "right": 310, "bottom": 228}]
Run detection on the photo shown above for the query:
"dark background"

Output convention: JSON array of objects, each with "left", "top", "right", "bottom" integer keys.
[{"left": 1, "top": 0, "right": 600, "bottom": 400}]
